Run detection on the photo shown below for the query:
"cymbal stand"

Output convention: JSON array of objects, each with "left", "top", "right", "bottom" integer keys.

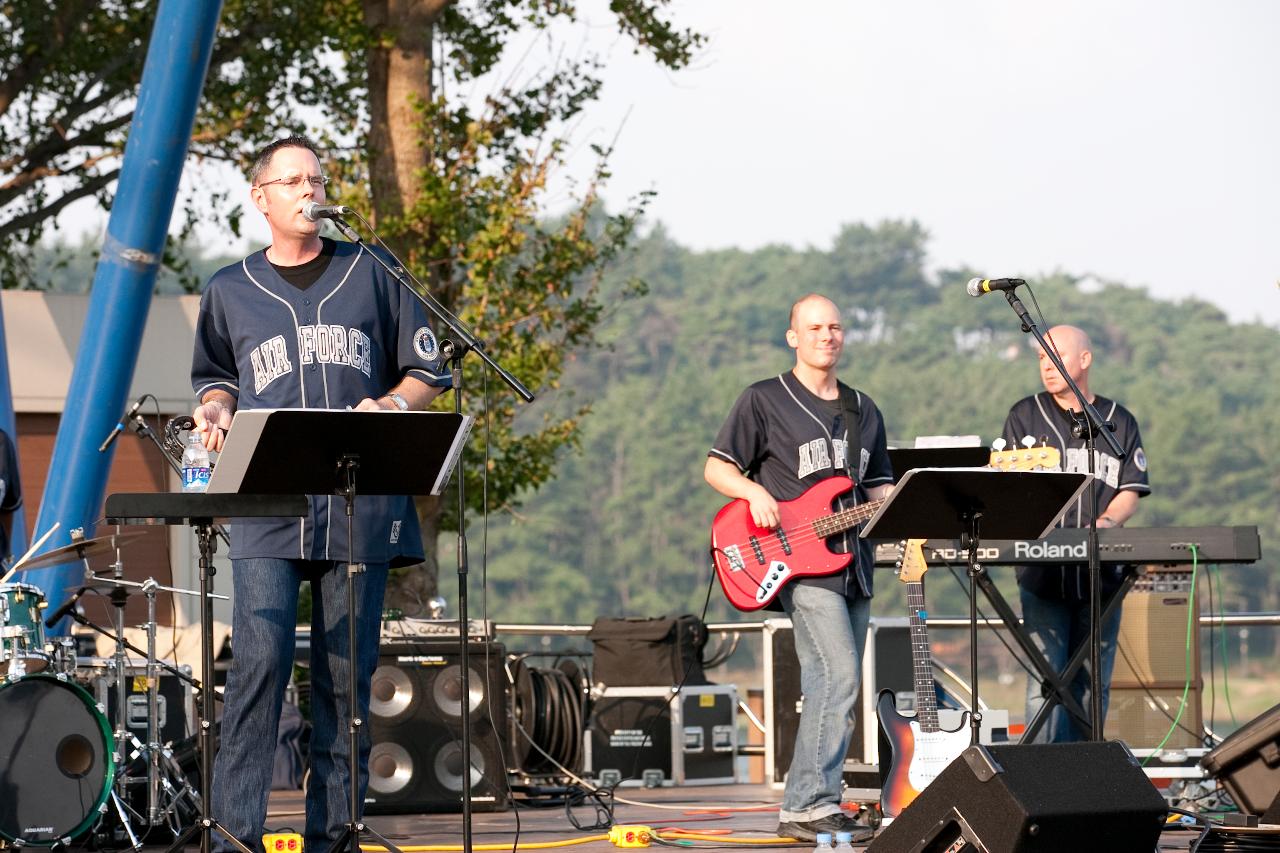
[
  {"left": 124, "top": 578, "right": 202, "bottom": 840},
  {"left": 103, "top": 550, "right": 146, "bottom": 848},
  {"left": 143, "top": 577, "right": 163, "bottom": 826}
]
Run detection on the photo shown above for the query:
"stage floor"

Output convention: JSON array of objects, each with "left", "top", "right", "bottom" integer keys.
[{"left": 214, "top": 783, "right": 1210, "bottom": 852}]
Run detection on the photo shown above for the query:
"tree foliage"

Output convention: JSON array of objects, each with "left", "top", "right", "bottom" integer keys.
[
  {"left": 3, "top": 0, "right": 703, "bottom": 606},
  {"left": 477, "top": 222, "right": 1280, "bottom": 625}
]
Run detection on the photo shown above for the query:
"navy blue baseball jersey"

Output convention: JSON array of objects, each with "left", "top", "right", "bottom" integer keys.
[
  {"left": 1003, "top": 391, "right": 1150, "bottom": 600},
  {"left": 192, "top": 239, "right": 451, "bottom": 566},
  {"left": 709, "top": 372, "right": 894, "bottom": 599}
]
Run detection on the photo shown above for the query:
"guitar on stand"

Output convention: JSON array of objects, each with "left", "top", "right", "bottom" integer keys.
[{"left": 874, "top": 538, "right": 969, "bottom": 822}]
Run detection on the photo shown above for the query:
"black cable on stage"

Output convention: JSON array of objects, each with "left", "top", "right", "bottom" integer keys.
[
  {"left": 1169, "top": 808, "right": 1280, "bottom": 853},
  {"left": 563, "top": 784, "right": 615, "bottom": 832},
  {"left": 515, "top": 658, "right": 589, "bottom": 777}
]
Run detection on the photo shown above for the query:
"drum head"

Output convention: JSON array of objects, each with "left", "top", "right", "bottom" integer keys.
[{"left": 0, "top": 675, "right": 115, "bottom": 845}]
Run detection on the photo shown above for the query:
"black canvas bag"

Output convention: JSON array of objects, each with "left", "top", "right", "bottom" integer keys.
[{"left": 588, "top": 615, "right": 710, "bottom": 687}]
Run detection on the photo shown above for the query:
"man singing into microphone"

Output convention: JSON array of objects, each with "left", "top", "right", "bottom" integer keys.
[{"left": 190, "top": 135, "right": 450, "bottom": 850}]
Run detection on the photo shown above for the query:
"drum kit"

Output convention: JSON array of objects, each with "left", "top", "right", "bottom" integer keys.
[{"left": 0, "top": 529, "right": 223, "bottom": 849}]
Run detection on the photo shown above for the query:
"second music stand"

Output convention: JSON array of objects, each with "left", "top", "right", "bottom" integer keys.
[
  {"left": 861, "top": 467, "right": 1088, "bottom": 745},
  {"left": 208, "top": 409, "right": 470, "bottom": 853}
]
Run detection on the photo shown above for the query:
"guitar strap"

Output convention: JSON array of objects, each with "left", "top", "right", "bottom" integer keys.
[{"left": 838, "top": 384, "right": 863, "bottom": 481}]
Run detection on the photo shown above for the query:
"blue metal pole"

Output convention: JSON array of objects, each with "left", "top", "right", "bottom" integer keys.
[
  {"left": 0, "top": 296, "right": 27, "bottom": 557},
  {"left": 28, "top": 0, "right": 224, "bottom": 630}
]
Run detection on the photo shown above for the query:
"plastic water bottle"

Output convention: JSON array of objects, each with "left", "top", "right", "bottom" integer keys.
[
  {"left": 834, "top": 830, "right": 855, "bottom": 851},
  {"left": 181, "top": 432, "right": 211, "bottom": 493},
  {"left": 812, "top": 832, "right": 834, "bottom": 853}
]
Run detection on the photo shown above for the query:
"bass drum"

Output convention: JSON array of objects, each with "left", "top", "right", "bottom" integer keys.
[{"left": 0, "top": 675, "right": 115, "bottom": 846}]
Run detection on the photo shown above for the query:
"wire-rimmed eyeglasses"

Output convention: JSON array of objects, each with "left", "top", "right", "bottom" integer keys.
[{"left": 255, "top": 174, "right": 330, "bottom": 190}]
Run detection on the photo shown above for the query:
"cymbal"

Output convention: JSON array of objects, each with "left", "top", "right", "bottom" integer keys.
[{"left": 14, "top": 531, "right": 148, "bottom": 571}]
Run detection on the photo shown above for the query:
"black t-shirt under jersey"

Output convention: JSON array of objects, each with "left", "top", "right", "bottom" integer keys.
[{"left": 268, "top": 238, "right": 336, "bottom": 290}]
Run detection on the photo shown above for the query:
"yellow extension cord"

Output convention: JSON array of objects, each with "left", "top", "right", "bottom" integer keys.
[{"left": 358, "top": 825, "right": 801, "bottom": 850}]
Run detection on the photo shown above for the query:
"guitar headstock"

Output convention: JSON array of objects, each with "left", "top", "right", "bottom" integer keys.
[
  {"left": 897, "top": 538, "right": 929, "bottom": 583},
  {"left": 988, "top": 437, "right": 1061, "bottom": 472}
]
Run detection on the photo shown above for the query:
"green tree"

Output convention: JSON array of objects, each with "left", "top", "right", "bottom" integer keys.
[
  {"left": 481, "top": 223, "right": 1280, "bottom": 626},
  {"left": 3, "top": 0, "right": 703, "bottom": 603}
]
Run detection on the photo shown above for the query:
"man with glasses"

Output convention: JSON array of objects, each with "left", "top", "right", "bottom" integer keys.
[{"left": 190, "top": 135, "right": 450, "bottom": 851}]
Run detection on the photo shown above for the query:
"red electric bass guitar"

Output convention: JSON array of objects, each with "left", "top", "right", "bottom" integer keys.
[
  {"left": 709, "top": 476, "right": 884, "bottom": 611},
  {"left": 875, "top": 538, "right": 970, "bottom": 821}
]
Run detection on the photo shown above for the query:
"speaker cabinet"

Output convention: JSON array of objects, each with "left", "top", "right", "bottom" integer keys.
[
  {"left": 1107, "top": 572, "right": 1202, "bottom": 749},
  {"left": 365, "top": 641, "right": 511, "bottom": 814},
  {"left": 765, "top": 617, "right": 913, "bottom": 784},
  {"left": 867, "top": 742, "right": 1167, "bottom": 853}
]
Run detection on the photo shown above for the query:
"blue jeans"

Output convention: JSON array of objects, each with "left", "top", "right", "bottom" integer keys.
[
  {"left": 778, "top": 583, "right": 871, "bottom": 821},
  {"left": 212, "top": 558, "right": 388, "bottom": 852},
  {"left": 1020, "top": 585, "right": 1124, "bottom": 743}
]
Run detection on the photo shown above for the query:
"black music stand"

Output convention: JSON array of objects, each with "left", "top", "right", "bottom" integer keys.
[
  {"left": 860, "top": 467, "right": 1088, "bottom": 745},
  {"left": 208, "top": 409, "right": 470, "bottom": 853},
  {"left": 105, "top": 492, "right": 308, "bottom": 853}
]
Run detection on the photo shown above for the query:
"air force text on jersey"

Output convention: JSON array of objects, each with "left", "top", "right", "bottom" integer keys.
[{"left": 251, "top": 324, "right": 374, "bottom": 394}]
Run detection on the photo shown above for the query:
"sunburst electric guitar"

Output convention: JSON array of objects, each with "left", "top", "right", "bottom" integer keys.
[
  {"left": 709, "top": 476, "right": 885, "bottom": 611},
  {"left": 875, "top": 538, "right": 971, "bottom": 821}
]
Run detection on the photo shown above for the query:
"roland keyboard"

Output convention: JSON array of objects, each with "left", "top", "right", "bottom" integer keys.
[{"left": 872, "top": 525, "right": 1261, "bottom": 567}]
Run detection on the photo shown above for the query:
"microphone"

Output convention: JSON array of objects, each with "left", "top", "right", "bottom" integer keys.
[
  {"left": 966, "top": 277, "right": 1026, "bottom": 297},
  {"left": 98, "top": 394, "right": 148, "bottom": 452},
  {"left": 46, "top": 586, "right": 88, "bottom": 628},
  {"left": 302, "top": 201, "right": 353, "bottom": 222}
]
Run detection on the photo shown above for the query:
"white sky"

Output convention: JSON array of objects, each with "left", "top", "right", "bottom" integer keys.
[
  {"left": 550, "top": 0, "right": 1280, "bottom": 327},
  {"left": 63, "top": 0, "right": 1280, "bottom": 327}
]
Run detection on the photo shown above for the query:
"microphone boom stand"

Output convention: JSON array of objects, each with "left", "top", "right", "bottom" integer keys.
[
  {"left": 1001, "top": 287, "right": 1124, "bottom": 740},
  {"left": 325, "top": 215, "right": 534, "bottom": 853}
]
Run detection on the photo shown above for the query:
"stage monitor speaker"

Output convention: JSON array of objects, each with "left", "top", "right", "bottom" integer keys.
[
  {"left": 365, "top": 641, "right": 511, "bottom": 814},
  {"left": 1201, "top": 702, "right": 1280, "bottom": 816},
  {"left": 867, "top": 741, "right": 1167, "bottom": 853}
]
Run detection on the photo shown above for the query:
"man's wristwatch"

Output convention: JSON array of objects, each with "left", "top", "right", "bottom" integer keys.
[{"left": 386, "top": 392, "right": 409, "bottom": 411}]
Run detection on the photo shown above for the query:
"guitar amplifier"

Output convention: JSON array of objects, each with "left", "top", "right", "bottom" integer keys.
[{"left": 584, "top": 685, "right": 737, "bottom": 787}]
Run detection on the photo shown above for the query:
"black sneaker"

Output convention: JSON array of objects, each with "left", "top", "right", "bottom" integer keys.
[{"left": 777, "top": 812, "right": 873, "bottom": 843}]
